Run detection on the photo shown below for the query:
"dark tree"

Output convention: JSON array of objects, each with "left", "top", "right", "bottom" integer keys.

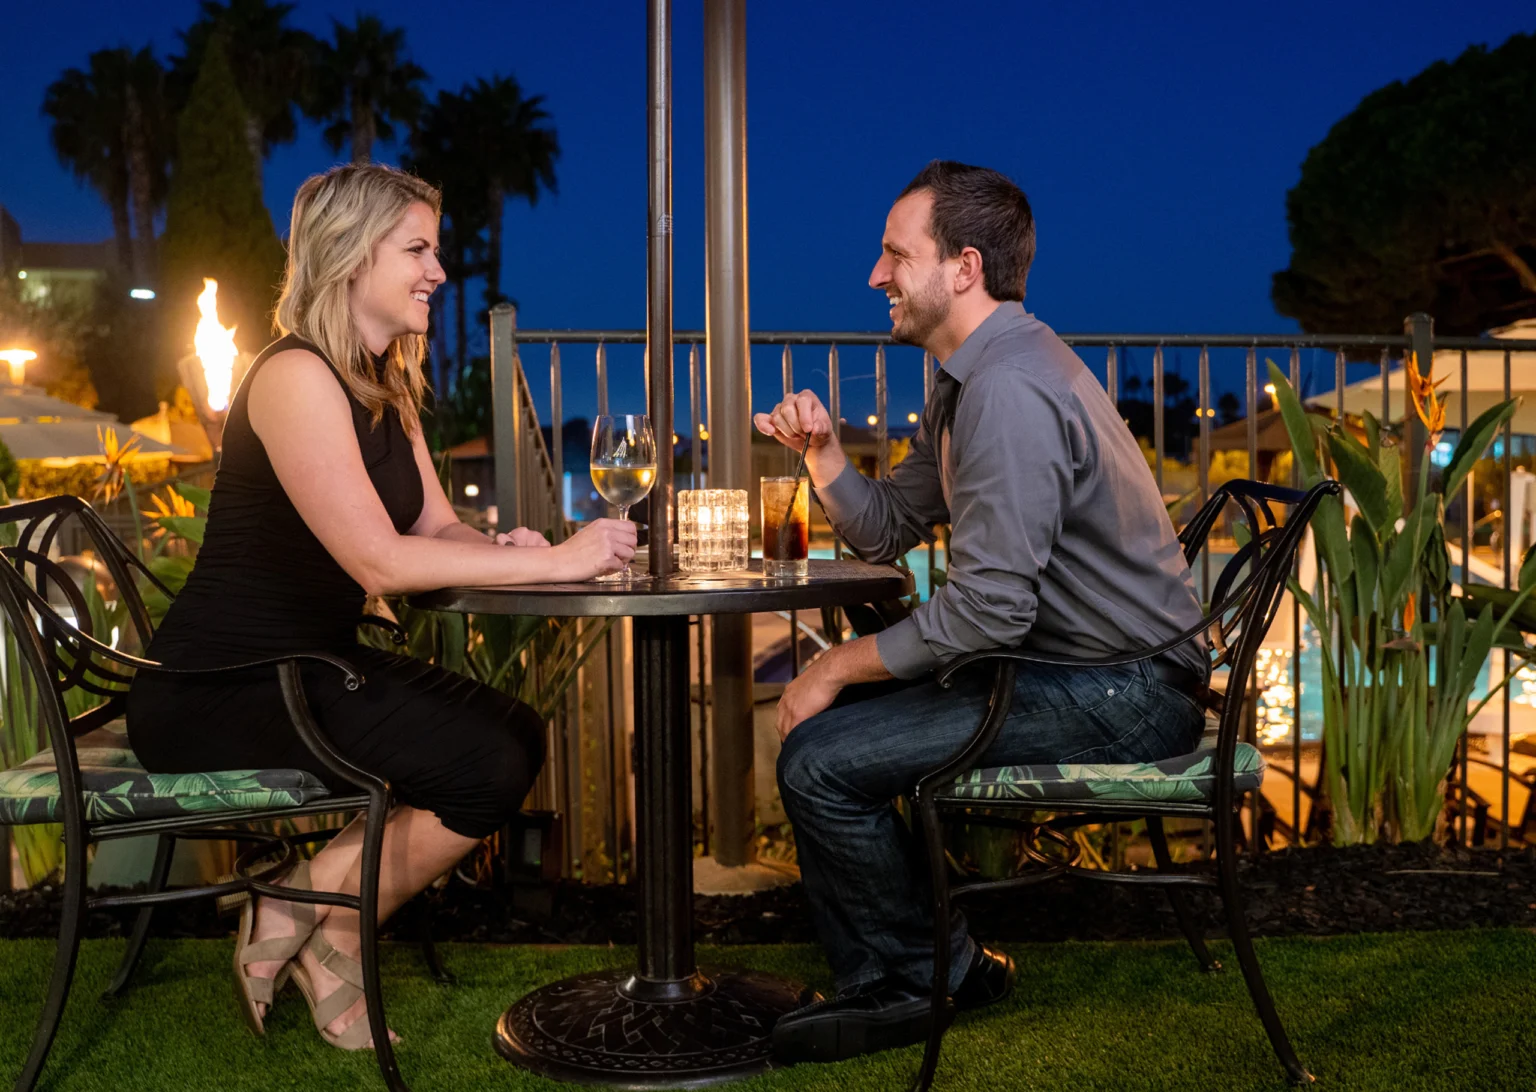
[
  {"left": 170, "top": 0, "right": 317, "bottom": 168},
  {"left": 460, "top": 75, "right": 559, "bottom": 309},
  {"left": 159, "top": 33, "right": 286, "bottom": 380},
  {"left": 42, "top": 47, "right": 171, "bottom": 283},
  {"left": 1273, "top": 32, "right": 1536, "bottom": 336},
  {"left": 308, "top": 14, "right": 428, "bottom": 165}
]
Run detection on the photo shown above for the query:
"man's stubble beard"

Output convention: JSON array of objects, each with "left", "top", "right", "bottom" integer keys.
[{"left": 892, "top": 266, "right": 950, "bottom": 349}]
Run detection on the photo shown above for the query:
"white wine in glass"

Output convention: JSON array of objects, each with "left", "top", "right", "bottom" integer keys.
[{"left": 590, "top": 414, "right": 657, "bottom": 583}]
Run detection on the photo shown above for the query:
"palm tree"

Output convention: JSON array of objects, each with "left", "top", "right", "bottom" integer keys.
[
  {"left": 42, "top": 48, "right": 170, "bottom": 285},
  {"left": 309, "top": 14, "right": 428, "bottom": 165},
  {"left": 406, "top": 90, "right": 489, "bottom": 382},
  {"left": 459, "top": 76, "right": 559, "bottom": 308},
  {"left": 170, "top": 0, "right": 317, "bottom": 168}
]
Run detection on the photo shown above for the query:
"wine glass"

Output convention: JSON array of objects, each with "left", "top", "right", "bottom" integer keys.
[{"left": 590, "top": 414, "right": 657, "bottom": 583}]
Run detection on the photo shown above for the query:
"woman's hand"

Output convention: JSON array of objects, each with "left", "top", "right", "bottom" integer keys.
[
  {"left": 552, "top": 518, "right": 638, "bottom": 580},
  {"left": 495, "top": 527, "right": 551, "bottom": 547}
]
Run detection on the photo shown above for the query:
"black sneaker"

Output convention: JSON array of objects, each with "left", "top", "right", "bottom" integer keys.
[
  {"left": 951, "top": 944, "right": 1015, "bottom": 1011},
  {"left": 772, "top": 981, "right": 953, "bottom": 1065}
]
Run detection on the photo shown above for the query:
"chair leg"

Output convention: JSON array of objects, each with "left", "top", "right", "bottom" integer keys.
[
  {"left": 416, "top": 894, "right": 454, "bottom": 985},
  {"left": 359, "top": 796, "right": 410, "bottom": 1092},
  {"left": 1147, "top": 817, "right": 1220, "bottom": 974},
  {"left": 14, "top": 822, "right": 88, "bottom": 1092},
  {"left": 1214, "top": 808, "right": 1314, "bottom": 1085},
  {"left": 908, "top": 794, "right": 954, "bottom": 1092},
  {"left": 102, "top": 835, "right": 175, "bottom": 999}
]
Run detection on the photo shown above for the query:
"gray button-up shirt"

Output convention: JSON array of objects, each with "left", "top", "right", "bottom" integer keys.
[{"left": 818, "top": 301, "right": 1209, "bottom": 680}]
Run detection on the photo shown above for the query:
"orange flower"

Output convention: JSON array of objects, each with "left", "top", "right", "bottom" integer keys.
[
  {"left": 1404, "top": 352, "right": 1446, "bottom": 443},
  {"left": 1402, "top": 595, "right": 1416, "bottom": 633},
  {"left": 91, "top": 426, "right": 143, "bottom": 504}
]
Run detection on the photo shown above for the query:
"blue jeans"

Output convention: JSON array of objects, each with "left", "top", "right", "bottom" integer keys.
[{"left": 776, "top": 658, "right": 1206, "bottom": 996}]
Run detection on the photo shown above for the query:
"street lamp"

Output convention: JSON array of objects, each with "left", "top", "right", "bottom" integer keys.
[{"left": 0, "top": 349, "right": 36, "bottom": 386}]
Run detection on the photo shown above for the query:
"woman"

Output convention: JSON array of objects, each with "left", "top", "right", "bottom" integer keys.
[{"left": 125, "top": 163, "right": 635, "bottom": 1049}]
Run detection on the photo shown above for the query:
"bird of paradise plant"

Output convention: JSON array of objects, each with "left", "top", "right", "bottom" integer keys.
[{"left": 1272, "top": 356, "right": 1535, "bottom": 843}]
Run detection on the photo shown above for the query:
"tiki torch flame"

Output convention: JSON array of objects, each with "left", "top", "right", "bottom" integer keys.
[{"left": 193, "top": 278, "right": 238, "bottom": 412}]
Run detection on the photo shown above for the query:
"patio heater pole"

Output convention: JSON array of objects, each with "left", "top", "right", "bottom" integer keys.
[
  {"left": 646, "top": 0, "right": 674, "bottom": 578},
  {"left": 704, "top": 0, "right": 756, "bottom": 871}
]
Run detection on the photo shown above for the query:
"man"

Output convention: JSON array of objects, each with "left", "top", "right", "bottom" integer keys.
[{"left": 755, "top": 161, "right": 1209, "bottom": 1064}]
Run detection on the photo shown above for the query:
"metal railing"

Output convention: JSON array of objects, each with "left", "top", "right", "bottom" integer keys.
[{"left": 507, "top": 316, "right": 1536, "bottom": 861}]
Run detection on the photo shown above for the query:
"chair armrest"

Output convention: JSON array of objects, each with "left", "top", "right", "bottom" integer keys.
[
  {"left": 134, "top": 652, "right": 367, "bottom": 692},
  {"left": 912, "top": 659, "right": 1019, "bottom": 801},
  {"left": 936, "top": 645, "right": 1165, "bottom": 689},
  {"left": 358, "top": 614, "right": 408, "bottom": 647}
]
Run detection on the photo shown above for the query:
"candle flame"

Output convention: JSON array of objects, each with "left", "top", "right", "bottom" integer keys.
[{"left": 193, "top": 278, "right": 238, "bottom": 411}]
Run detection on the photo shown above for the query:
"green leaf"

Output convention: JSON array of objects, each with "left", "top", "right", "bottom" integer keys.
[
  {"left": 1328, "top": 432, "right": 1389, "bottom": 535},
  {"left": 1350, "top": 514, "right": 1380, "bottom": 613},
  {"left": 1363, "top": 411, "right": 1381, "bottom": 461},
  {"left": 1267, "top": 361, "right": 1322, "bottom": 484},
  {"left": 156, "top": 515, "right": 206, "bottom": 546},
  {"left": 1461, "top": 585, "right": 1536, "bottom": 635},
  {"left": 1519, "top": 542, "right": 1536, "bottom": 592},
  {"left": 172, "top": 483, "right": 211, "bottom": 512},
  {"left": 1377, "top": 440, "right": 1403, "bottom": 527},
  {"left": 1439, "top": 398, "right": 1521, "bottom": 500}
]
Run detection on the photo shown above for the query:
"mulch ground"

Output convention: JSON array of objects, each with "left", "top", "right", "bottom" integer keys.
[{"left": 3, "top": 840, "right": 1533, "bottom": 945}]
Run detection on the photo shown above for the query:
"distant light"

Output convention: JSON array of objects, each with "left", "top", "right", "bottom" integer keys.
[
  {"left": 907, "top": 412, "right": 919, "bottom": 424},
  {"left": 866, "top": 414, "right": 877, "bottom": 426},
  {"left": 671, "top": 433, "right": 679, "bottom": 446},
  {"left": 129, "top": 288, "right": 156, "bottom": 300},
  {"left": 699, "top": 428, "right": 709, "bottom": 441},
  {"left": 1430, "top": 440, "right": 1454, "bottom": 469},
  {"left": 16, "top": 270, "right": 25, "bottom": 280},
  {"left": 1264, "top": 383, "right": 1277, "bottom": 395},
  {"left": 464, "top": 483, "right": 481, "bottom": 497}
]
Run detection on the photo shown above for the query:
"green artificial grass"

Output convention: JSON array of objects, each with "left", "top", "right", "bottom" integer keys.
[{"left": 1, "top": 931, "right": 1533, "bottom": 1091}]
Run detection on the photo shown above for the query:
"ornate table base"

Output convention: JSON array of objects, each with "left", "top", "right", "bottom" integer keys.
[{"left": 494, "top": 967, "right": 805, "bottom": 1088}]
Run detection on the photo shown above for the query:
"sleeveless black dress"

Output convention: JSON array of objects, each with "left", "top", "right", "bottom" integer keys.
[{"left": 125, "top": 334, "right": 544, "bottom": 839}]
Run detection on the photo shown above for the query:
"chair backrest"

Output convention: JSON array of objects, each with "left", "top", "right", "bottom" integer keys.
[
  {"left": 1173, "top": 479, "right": 1340, "bottom": 810},
  {"left": 0, "top": 496, "right": 171, "bottom": 770}
]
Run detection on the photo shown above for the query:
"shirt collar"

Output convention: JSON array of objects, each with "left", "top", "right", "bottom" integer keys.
[{"left": 937, "top": 300, "right": 1028, "bottom": 384}]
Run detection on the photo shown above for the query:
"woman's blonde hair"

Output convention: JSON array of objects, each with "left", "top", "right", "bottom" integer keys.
[{"left": 274, "top": 164, "right": 442, "bottom": 434}]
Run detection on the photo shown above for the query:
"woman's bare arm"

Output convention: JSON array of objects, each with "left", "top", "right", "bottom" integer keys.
[{"left": 247, "top": 349, "right": 633, "bottom": 592}]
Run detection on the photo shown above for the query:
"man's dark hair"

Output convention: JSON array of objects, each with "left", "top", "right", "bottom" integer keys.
[{"left": 899, "top": 161, "right": 1035, "bottom": 301}]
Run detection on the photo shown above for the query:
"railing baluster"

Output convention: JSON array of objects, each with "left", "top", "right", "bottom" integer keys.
[
  {"left": 596, "top": 341, "right": 609, "bottom": 418},
  {"left": 782, "top": 343, "right": 800, "bottom": 676},
  {"left": 875, "top": 344, "right": 889, "bottom": 480},
  {"left": 1152, "top": 345, "right": 1164, "bottom": 495},
  {"left": 551, "top": 343, "right": 564, "bottom": 541},
  {"left": 1290, "top": 346, "right": 1302, "bottom": 846},
  {"left": 829, "top": 345, "right": 843, "bottom": 561},
  {"left": 1244, "top": 344, "right": 1259, "bottom": 857},
  {"left": 690, "top": 343, "right": 704, "bottom": 490},
  {"left": 1502, "top": 346, "right": 1513, "bottom": 851},
  {"left": 1106, "top": 345, "right": 1118, "bottom": 409}
]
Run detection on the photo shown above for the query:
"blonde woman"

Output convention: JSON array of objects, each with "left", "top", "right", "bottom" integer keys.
[{"left": 125, "top": 164, "right": 636, "bottom": 1049}]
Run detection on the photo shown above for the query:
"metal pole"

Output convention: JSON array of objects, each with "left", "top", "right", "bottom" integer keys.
[
  {"left": 647, "top": 0, "right": 674, "bottom": 578},
  {"left": 489, "top": 303, "right": 521, "bottom": 532},
  {"left": 704, "top": 0, "right": 754, "bottom": 869}
]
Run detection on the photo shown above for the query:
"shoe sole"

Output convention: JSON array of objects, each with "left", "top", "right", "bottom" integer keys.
[{"left": 772, "top": 998, "right": 952, "bottom": 1065}]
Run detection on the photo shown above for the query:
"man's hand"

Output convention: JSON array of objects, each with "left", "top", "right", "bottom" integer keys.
[
  {"left": 777, "top": 656, "right": 845, "bottom": 742},
  {"left": 496, "top": 527, "right": 551, "bottom": 547},
  {"left": 775, "top": 635, "right": 894, "bottom": 742},
  {"left": 754, "top": 390, "right": 847, "bottom": 487}
]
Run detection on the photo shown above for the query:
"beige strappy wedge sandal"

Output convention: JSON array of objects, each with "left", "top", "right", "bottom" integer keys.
[
  {"left": 288, "top": 928, "right": 397, "bottom": 1050},
  {"left": 232, "top": 860, "right": 318, "bottom": 1036}
]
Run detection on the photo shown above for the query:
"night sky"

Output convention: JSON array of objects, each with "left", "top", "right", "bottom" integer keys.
[{"left": 4, "top": 0, "right": 1534, "bottom": 428}]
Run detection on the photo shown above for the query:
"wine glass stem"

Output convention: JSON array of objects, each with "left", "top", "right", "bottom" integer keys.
[{"left": 618, "top": 505, "right": 631, "bottom": 579}]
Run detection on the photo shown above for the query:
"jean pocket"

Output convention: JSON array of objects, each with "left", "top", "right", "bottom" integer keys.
[{"left": 1055, "top": 664, "right": 1142, "bottom": 714}]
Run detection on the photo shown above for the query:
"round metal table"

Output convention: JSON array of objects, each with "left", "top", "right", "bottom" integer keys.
[{"left": 410, "top": 558, "right": 912, "bottom": 1087}]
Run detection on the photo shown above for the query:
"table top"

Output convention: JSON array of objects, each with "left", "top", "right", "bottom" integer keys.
[{"left": 408, "top": 558, "right": 913, "bottom": 617}]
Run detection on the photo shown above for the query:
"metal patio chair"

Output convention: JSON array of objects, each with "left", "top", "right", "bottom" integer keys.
[
  {"left": 0, "top": 495, "right": 438, "bottom": 1092},
  {"left": 906, "top": 478, "right": 1339, "bottom": 1090}
]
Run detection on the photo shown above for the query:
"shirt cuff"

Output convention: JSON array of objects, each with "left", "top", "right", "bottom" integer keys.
[
  {"left": 816, "top": 460, "right": 872, "bottom": 526},
  {"left": 875, "top": 616, "right": 941, "bottom": 680}
]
